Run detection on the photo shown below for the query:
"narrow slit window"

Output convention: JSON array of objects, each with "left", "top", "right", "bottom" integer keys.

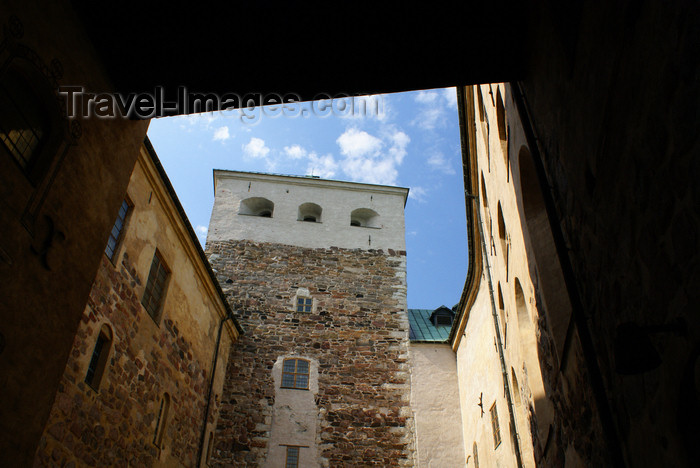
[
  {"left": 490, "top": 402, "right": 501, "bottom": 449},
  {"left": 85, "top": 324, "right": 112, "bottom": 390},
  {"left": 105, "top": 198, "right": 131, "bottom": 261},
  {"left": 154, "top": 393, "right": 170, "bottom": 448},
  {"left": 281, "top": 358, "right": 310, "bottom": 389}
]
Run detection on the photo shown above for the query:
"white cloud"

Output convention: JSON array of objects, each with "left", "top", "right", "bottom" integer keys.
[
  {"left": 242, "top": 137, "right": 270, "bottom": 159},
  {"left": 337, "top": 128, "right": 383, "bottom": 158},
  {"left": 408, "top": 186, "right": 427, "bottom": 202},
  {"left": 442, "top": 87, "right": 458, "bottom": 109},
  {"left": 195, "top": 225, "right": 208, "bottom": 244},
  {"left": 336, "top": 127, "right": 410, "bottom": 186},
  {"left": 213, "top": 126, "right": 230, "bottom": 141},
  {"left": 427, "top": 151, "right": 456, "bottom": 175},
  {"left": 414, "top": 90, "right": 439, "bottom": 104},
  {"left": 306, "top": 153, "right": 338, "bottom": 179},
  {"left": 283, "top": 144, "right": 307, "bottom": 159}
]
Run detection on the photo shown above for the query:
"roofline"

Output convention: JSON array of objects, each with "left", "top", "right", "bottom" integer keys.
[
  {"left": 143, "top": 137, "right": 244, "bottom": 336},
  {"left": 212, "top": 169, "right": 410, "bottom": 207}
]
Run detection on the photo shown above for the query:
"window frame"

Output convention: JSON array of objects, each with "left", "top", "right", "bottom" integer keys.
[
  {"left": 490, "top": 401, "right": 501, "bottom": 449},
  {"left": 296, "top": 296, "right": 313, "bottom": 313},
  {"left": 84, "top": 323, "right": 113, "bottom": 391},
  {"left": 281, "top": 358, "right": 310, "bottom": 390},
  {"left": 153, "top": 393, "right": 170, "bottom": 448},
  {"left": 141, "top": 249, "right": 170, "bottom": 323},
  {"left": 284, "top": 445, "right": 301, "bottom": 468},
  {"left": 104, "top": 197, "right": 132, "bottom": 262}
]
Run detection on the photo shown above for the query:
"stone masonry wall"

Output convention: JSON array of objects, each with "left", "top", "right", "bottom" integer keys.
[
  {"left": 34, "top": 254, "right": 212, "bottom": 467},
  {"left": 208, "top": 240, "right": 414, "bottom": 467}
]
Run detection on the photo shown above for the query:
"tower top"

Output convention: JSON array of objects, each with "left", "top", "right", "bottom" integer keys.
[{"left": 208, "top": 170, "right": 409, "bottom": 251}]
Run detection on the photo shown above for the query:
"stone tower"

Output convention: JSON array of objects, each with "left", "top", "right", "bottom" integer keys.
[{"left": 205, "top": 170, "right": 414, "bottom": 467}]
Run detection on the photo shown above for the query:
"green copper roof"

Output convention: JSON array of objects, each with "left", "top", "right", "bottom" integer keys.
[{"left": 408, "top": 307, "right": 454, "bottom": 342}]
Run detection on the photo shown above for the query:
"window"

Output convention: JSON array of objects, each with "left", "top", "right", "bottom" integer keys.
[
  {"left": 296, "top": 297, "right": 312, "bottom": 312},
  {"left": 105, "top": 198, "right": 131, "bottom": 261},
  {"left": 0, "top": 67, "right": 47, "bottom": 171},
  {"left": 473, "top": 442, "right": 479, "bottom": 468},
  {"left": 281, "top": 358, "right": 309, "bottom": 389},
  {"left": 239, "top": 197, "right": 274, "bottom": 217},
  {"left": 298, "top": 202, "right": 322, "bottom": 222},
  {"left": 285, "top": 446, "right": 300, "bottom": 468},
  {"left": 153, "top": 393, "right": 170, "bottom": 448},
  {"left": 430, "top": 306, "right": 454, "bottom": 327},
  {"left": 350, "top": 208, "right": 380, "bottom": 228},
  {"left": 142, "top": 250, "right": 170, "bottom": 322},
  {"left": 490, "top": 402, "right": 501, "bottom": 448},
  {"left": 85, "top": 324, "right": 112, "bottom": 390}
]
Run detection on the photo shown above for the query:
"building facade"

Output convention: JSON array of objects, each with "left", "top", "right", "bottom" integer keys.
[
  {"left": 33, "top": 142, "right": 241, "bottom": 467},
  {"left": 204, "top": 171, "right": 415, "bottom": 466}
]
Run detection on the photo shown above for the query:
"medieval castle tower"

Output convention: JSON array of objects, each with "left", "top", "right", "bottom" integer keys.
[{"left": 204, "top": 170, "right": 414, "bottom": 466}]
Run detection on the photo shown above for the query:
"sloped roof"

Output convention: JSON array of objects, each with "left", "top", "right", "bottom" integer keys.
[{"left": 408, "top": 308, "right": 453, "bottom": 342}]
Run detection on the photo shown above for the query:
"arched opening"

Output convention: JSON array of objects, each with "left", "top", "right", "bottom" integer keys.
[
  {"left": 515, "top": 277, "right": 553, "bottom": 447},
  {"left": 85, "top": 324, "right": 113, "bottom": 391},
  {"left": 497, "top": 282, "right": 506, "bottom": 340},
  {"left": 496, "top": 88, "right": 507, "bottom": 143},
  {"left": 350, "top": 208, "right": 379, "bottom": 228},
  {"left": 497, "top": 202, "right": 507, "bottom": 259},
  {"left": 519, "top": 146, "right": 572, "bottom": 360},
  {"left": 476, "top": 86, "right": 485, "bottom": 122},
  {"left": 239, "top": 197, "right": 274, "bottom": 217},
  {"left": 298, "top": 202, "right": 322, "bottom": 222}
]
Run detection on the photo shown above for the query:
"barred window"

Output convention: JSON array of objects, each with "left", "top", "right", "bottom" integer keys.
[
  {"left": 105, "top": 198, "right": 131, "bottom": 261},
  {"left": 85, "top": 324, "right": 112, "bottom": 390},
  {"left": 142, "top": 250, "right": 170, "bottom": 322},
  {"left": 281, "top": 358, "right": 309, "bottom": 390},
  {"left": 296, "top": 297, "right": 312, "bottom": 312},
  {"left": 0, "top": 68, "right": 46, "bottom": 170},
  {"left": 490, "top": 402, "right": 501, "bottom": 448},
  {"left": 285, "top": 446, "right": 300, "bottom": 468}
]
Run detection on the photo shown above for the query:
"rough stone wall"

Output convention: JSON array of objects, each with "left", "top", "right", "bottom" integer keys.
[
  {"left": 461, "top": 83, "right": 611, "bottom": 467},
  {"left": 520, "top": 2, "right": 700, "bottom": 465},
  {"left": 34, "top": 255, "right": 212, "bottom": 467},
  {"left": 208, "top": 240, "right": 414, "bottom": 467}
]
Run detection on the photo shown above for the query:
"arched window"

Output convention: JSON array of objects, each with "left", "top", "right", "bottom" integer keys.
[
  {"left": 497, "top": 283, "right": 506, "bottom": 341},
  {"left": 514, "top": 277, "right": 553, "bottom": 444},
  {"left": 297, "top": 202, "right": 322, "bottom": 222},
  {"left": 239, "top": 197, "right": 274, "bottom": 217},
  {"left": 510, "top": 367, "right": 522, "bottom": 407},
  {"left": 281, "top": 358, "right": 309, "bottom": 389},
  {"left": 496, "top": 88, "right": 507, "bottom": 143},
  {"left": 153, "top": 393, "right": 170, "bottom": 448},
  {"left": 518, "top": 146, "right": 572, "bottom": 360},
  {"left": 473, "top": 442, "right": 479, "bottom": 468},
  {"left": 497, "top": 202, "right": 507, "bottom": 260},
  {"left": 85, "top": 324, "right": 113, "bottom": 390},
  {"left": 350, "top": 208, "right": 379, "bottom": 228}
]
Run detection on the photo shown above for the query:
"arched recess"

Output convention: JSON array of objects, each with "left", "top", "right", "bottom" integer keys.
[
  {"left": 350, "top": 208, "right": 379, "bottom": 228},
  {"left": 510, "top": 367, "right": 522, "bottom": 407},
  {"left": 518, "top": 146, "right": 572, "bottom": 361},
  {"left": 239, "top": 197, "right": 274, "bottom": 217},
  {"left": 515, "top": 277, "right": 553, "bottom": 446},
  {"left": 480, "top": 173, "right": 492, "bottom": 240},
  {"left": 496, "top": 88, "right": 507, "bottom": 143},
  {"left": 298, "top": 202, "right": 322, "bottom": 222},
  {"left": 497, "top": 202, "right": 507, "bottom": 256},
  {"left": 497, "top": 282, "right": 506, "bottom": 340}
]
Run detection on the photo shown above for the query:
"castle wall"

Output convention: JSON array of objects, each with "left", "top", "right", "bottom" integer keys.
[
  {"left": 207, "top": 239, "right": 414, "bottom": 467},
  {"left": 455, "top": 83, "right": 611, "bottom": 467},
  {"left": 34, "top": 147, "right": 238, "bottom": 467},
  {"left": 0, "top": 4, "right": 149, "bottom": 464},
  {"left": 208, "top": 171, "right": 408, "bottom": 251},
  {"left": 408, "top": 343, "right": 465, "bottom": 467}
]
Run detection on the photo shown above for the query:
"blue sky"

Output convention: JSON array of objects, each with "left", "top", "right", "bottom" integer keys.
[{"left": 147, "top": 88, "right": 467, "bottom": 309}]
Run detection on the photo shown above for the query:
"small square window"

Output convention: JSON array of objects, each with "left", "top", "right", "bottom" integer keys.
[{"left": 296, "top": 297, "right": 312, "bottom": 313}]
